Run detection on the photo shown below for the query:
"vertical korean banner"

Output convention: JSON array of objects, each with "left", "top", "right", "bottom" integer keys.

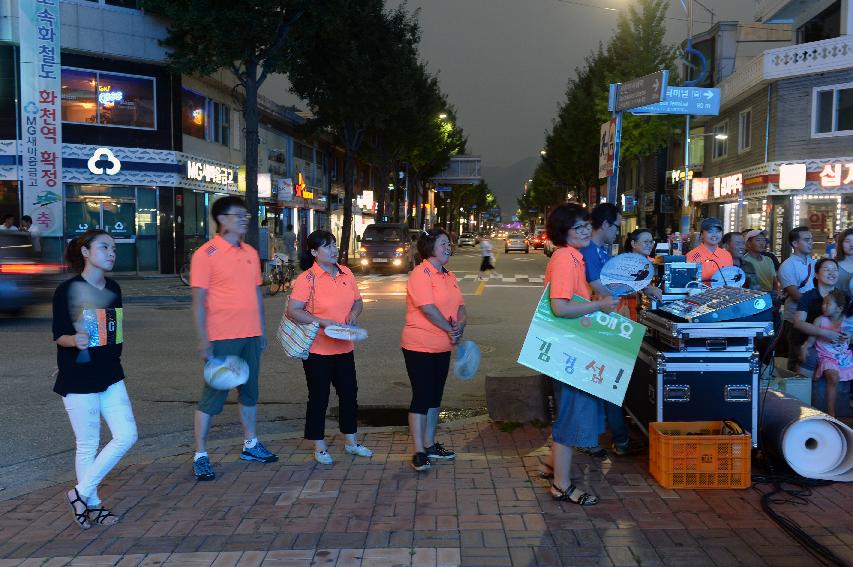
[{"left": 18, "top": 0, "right": 63, "bottom": 237}]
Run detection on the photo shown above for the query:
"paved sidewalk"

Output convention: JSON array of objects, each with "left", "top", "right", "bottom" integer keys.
[{"left": 2, "top": 417, "right": 853, "bottom": 567}]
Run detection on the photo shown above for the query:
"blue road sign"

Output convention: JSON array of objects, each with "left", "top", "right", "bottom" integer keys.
[
  {"left": 434, "top": 186, "right": 452, "bottom": 192},
  {"left": 629, "top": 86, "right": 720, "bottom": 116}
]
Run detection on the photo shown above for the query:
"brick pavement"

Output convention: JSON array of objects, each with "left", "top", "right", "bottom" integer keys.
[{"left": 2, "top": 417, "right": 853, "bottom": 567}]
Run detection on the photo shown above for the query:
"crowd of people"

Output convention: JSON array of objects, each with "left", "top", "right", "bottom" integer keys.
[{"left": 49, "top": 194, "right": 853, "bottom": 529}]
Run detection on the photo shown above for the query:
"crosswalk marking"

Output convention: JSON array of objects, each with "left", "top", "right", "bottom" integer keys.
[{"left": 356, "top": 273, "right": 544, "bottom": 284}]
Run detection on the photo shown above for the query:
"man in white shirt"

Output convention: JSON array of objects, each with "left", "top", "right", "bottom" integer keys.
[
  {"left": 777, "top": 227, "right": 815, "bottom": 371},
  {"left": 0, "top": 214, "right": 18, "bottom": 231}
]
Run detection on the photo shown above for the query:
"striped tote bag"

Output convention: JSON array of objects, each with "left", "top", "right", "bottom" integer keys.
[{"left": 277, "top": 274, "right": 319, "bottom": 359}]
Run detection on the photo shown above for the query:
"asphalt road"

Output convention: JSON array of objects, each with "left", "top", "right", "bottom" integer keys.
[{"left": 0, "top": 245, "right": 550, "bottom": 493}]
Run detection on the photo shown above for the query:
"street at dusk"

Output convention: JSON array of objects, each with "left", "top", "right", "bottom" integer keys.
[{"left": 3, "top": 0, "right": 853, "bottom": 565}]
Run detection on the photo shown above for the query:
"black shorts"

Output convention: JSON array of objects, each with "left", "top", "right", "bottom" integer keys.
[
  {"left": 402, "top": 349, "right": 451, "bottom": 414},
  {"left": 480, "top": 256, "right": 494, "bottom": 271}
]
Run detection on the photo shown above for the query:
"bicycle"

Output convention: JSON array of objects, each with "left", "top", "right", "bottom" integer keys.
[
  {"left": 268, "top": 255, "right": 296, "bottom": 296},
  {"left": 178, "top": 239, "right": 204, "bottom": 286}
]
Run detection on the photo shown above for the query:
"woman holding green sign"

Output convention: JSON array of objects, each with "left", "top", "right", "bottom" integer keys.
[{"left": 541, "top": 203, "right": 619, "bottom": 506}]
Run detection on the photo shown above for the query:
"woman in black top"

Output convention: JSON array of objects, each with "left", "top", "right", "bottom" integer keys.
[{"left": 53, "top": 229, "right": 137, "bottom": 529}]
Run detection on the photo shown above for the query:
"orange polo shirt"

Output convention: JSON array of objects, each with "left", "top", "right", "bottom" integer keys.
[
  {"left": 291, "top": 263, "right": 361, "bottom": 355},
  {"left": 545, "top": 246, "right": 591, "bottom": 301},
  {"left": 190, "top": 235, "right": 262, "bottom": 341},
  {"left": 686, "top": 244, "right": 734, "bottom": 282},
  {"left": 401, "top": 260, "right": 464, "bottom": 353}
]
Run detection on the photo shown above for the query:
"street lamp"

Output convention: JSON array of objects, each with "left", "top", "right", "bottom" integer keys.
[
  {"left": 540, "top": 149, "right": 547, "bottom": 157},
  {"left": 438, "top": 113, "right": 448, "bottom": 120}
]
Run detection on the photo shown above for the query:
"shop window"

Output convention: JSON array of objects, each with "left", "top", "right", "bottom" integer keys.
[
  {"left": 61, "top": 68, "right": 154, "bottom": 129},
  {"left": 712, "top": 121, "right": 728, "bottom": 160},
  {"left": 738, "top": 109, "right": 751, "bottom": 153},
  {"left": 97, "top": 72, "right": 155, "bottom": 128},
  {"left": 181, "top": 89, "right": 206, "bottom": 139},
  {"left": 210, "top": 101, "right": 231, "bottom": 146},
  {"left": 813, "top": 83, "right": 853, "bottom": 137},
  {"left": 61, "top": 68, "right": 98, "bottom": 124}
]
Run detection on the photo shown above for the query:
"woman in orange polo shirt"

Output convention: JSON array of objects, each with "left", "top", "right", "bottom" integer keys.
[
  {"left": 619, "top": 228, "right": 663, "bottom": 321},
  {"left": 286, "top": 230, "right": 372, "bottom": 465},
  {"left": 542, "top": 203, "right": 619, "bottom": 506},
  {"left": 402, "top": 228, "right": 466, "bottom": 472}
]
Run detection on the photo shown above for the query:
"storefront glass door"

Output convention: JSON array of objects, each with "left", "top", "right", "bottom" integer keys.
[{"left": 65, "top": 185, "right": 137, "bottom": 273}]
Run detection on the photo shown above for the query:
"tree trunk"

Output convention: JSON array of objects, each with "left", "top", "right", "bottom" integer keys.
[
  {"left": 339, "top": 129, "right": 359, "bottom": 265},
  {"left": 375, "top": 163, "right": 388, "bottom": 220},
  {"left": 243, "top": 61, "right": 260, "bottom": 250},
  {"left": 392, "top": 169, "right": 401, "bottom": 223}
]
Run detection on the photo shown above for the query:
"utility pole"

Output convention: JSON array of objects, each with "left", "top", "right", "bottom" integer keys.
[{"left": 680, "top": 0, "right": 693, "bottom": 235}]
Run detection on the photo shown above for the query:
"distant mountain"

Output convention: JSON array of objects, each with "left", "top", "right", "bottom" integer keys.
[{"left": 481, "top": 156, "right": 538, "bottom": 220}]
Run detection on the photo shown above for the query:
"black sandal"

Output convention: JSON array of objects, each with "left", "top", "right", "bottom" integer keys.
[
  {"left": 88, "top": 507, "right": 119, "bottom": 526},
  {"left": 550, "top": 483, "right": 599, "bottom": 506},
  {"left": 65, "top": 488, "right": 91, "bottom": 529},
  {"left": 577, "top": 446, "right": 608, "bottom": 459}
]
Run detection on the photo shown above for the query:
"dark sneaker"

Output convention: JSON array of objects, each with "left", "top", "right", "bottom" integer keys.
[
  {"left": 612, "top": 443, "right": 630, "bottom": 457},
  {"left": 240, "top": 441, "right": 279, "bottom": 463},
  {"left": 411, "top": 452, "right": 431, "bottom": 471},
  {"left": 193, "top": 456, "right": 215, "bottom": 481},
  {"left": 425, "top": 442, "right": 456, "bottom": 461}
]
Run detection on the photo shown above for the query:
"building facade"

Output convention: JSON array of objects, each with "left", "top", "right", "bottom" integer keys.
[
  {"left": 1, "top": 0, "right": 373, "bottom": 273},
  {"left": 691, "top": 0, "right": 853, "bottom": 259}
]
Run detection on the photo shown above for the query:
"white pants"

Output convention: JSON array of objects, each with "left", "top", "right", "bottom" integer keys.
[{"left": 62, "top": 380, "right": 138, "bottom": 507}]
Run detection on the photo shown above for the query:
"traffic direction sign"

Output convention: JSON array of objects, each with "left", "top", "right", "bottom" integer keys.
[
  {"left": 434, "top": 186, "right": 452, "bottom": 192},
  {"left": 613, "top": 70, "right": 669, "bottom": 112},
  {"left": 630, "top": 86, "right": 721, "bottom": 116}
]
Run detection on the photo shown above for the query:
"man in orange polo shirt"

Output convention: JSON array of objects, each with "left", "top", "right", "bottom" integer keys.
[
  {"left": 189, "top": 195, "right": 276, "bottom": 481},
  {"left": 686, "top": 217, "right": 733, "bottom": 283}
]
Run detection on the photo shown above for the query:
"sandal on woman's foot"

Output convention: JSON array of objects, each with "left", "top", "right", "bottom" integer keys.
[
  {"left": 88, "top": 507, "right": 119, "bottom": 526},
  {"left": 65, "top": 488, "right": 91, "bottom": 529},
  {"left": 550, "top": 483, "right": 599, "bottom": 506},
  {"left": 538, "top": 463, "right": 554, "bottom": 479},
  {"left": 577, "top": 446, "right": 608, "bottom": 459}
]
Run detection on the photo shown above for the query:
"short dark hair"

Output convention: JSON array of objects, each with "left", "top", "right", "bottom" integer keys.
[
  {"left": 21, "top": 215, "right": 32, "bottom": 223},
  {"left": 546, "top": 203, "right": 589, "bottom": 247},
  {"left": 624, "top": 228, "right": 653, "bottom": 252},
  {"left": 721, "top": 232, "right": 742, "bottom": 247},
  {"left": 64, "top": 229, "right": 111, "bottom": 273},
  {"left": 211, "top": 196, "right": 247, "bottom": 232},
  {"left": 417, "top": 228, "right": 449, "bottom": 261},
  {"left": 300, "top": 229, "right": 336, "bottom": 270},
  {"left": 788, "top": 226, "right": 810, "bottom": 247},
  {"left": 590, "top": 202, "right": 620, "bottom": 230},
  {"left": 1, "top": 214, "right": 14, "bottom": 223}
]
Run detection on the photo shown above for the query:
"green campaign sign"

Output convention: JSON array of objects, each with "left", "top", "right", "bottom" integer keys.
[{"left": 517, "top": 286, "right": 646, "bottom": 406}]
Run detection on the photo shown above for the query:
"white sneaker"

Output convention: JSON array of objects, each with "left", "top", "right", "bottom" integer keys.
[
  {"left": 344, "top": 444, "right": 373, "bottom": 458},
  {"left": 314, "top": 450, "right": 334, "bottom": 465}
]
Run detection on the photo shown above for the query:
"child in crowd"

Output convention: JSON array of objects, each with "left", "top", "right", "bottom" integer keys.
[{"left": 803, "top": 290, "right": 853, "bottom": 417}]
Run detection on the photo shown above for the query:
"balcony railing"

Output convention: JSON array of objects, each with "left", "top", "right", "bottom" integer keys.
[{"left": 719, "top": 35, "right": 853, "bottom": 108}]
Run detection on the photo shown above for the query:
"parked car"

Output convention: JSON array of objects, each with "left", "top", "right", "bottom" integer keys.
[
  {"left": 0, "top": 232, "right": 60, "bottom": 314},
  {"left": 458, "top": 232, "right": 477, "bottom": 247},
  {"left": 357, "top": 223, "right": 415, "bottom": 273},
  {"left": 504, "top": 232, "right": 529, "bottom": 254},
  {"left": 530, "top": 230, "right": 547, "bottom": 249}
]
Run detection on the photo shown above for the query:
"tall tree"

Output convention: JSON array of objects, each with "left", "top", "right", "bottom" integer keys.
[
  {"left": 286, "top": 0, "right": 420, "bottom": 263},
  {"left": 143, "top": 0, "right": 311, "bottom": 249}
]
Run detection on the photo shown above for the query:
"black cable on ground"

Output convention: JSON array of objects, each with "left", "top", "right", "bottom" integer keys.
[{"left": 753, "top": 318, "right": 850, "bottom": 567}]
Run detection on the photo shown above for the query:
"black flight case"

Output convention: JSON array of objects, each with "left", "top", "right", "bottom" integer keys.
[{"left": 624, "top": 311, "right": 772, "bottom": 448}]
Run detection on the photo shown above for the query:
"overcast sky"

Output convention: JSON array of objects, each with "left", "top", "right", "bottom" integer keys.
[
  {"left": 265, "top": 0, "right": 759, "bottom": 209},
  {"left": 395, "top": 0, "right": 756, "bottom": 166}
]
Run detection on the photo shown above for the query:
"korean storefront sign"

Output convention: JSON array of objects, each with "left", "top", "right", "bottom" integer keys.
[
  {"left": 818, "top": 163, "right": 853, "bottom": 188},
  {"left": 691, "top": 178, "right": 709, "bottom": 202},
  {"left": 18, "top": 0, "right": 62, "bottom": 236},
  {"left": 776, "top": 161, "right": 853, "bottom": 191},
  {"left": 517, "top": 287, "right": 646, "bottom": 406},
  {"left": 713, "top": 173, "right": 742, "bottom": 198}
]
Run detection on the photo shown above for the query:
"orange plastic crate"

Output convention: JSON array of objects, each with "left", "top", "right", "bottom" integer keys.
[{"left": 649, "top": 421, "right": 752, "bottom": 490}]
